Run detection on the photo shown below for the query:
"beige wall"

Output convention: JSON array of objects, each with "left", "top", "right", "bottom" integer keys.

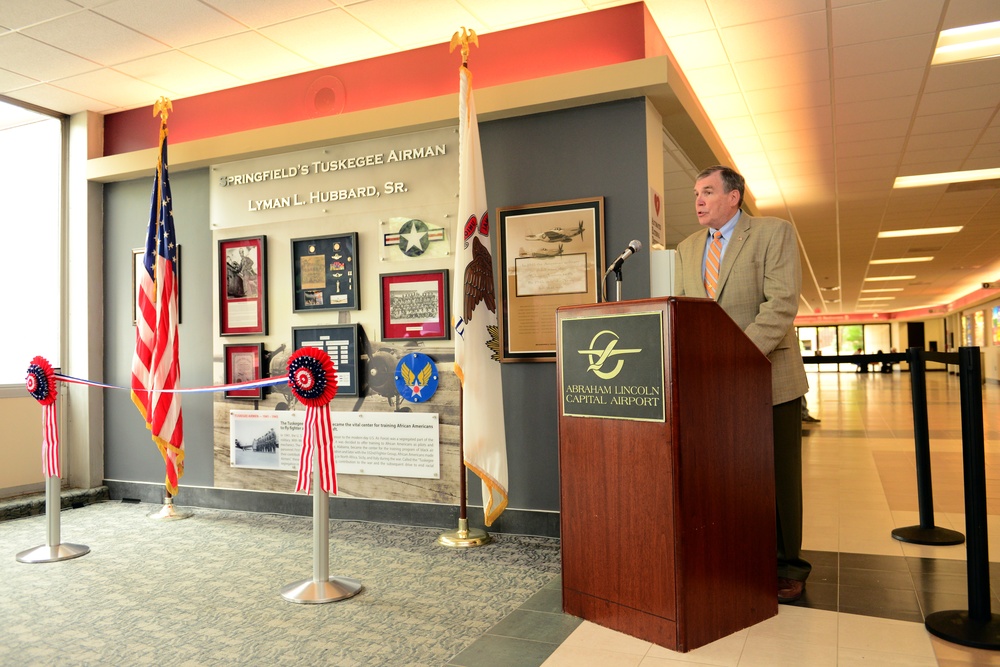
[{"left": 0, "top": 396, "right": 46, "bottom": 498}]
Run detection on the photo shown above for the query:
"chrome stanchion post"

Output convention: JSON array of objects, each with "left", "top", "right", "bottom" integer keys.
[
  {"left": 16, "top": 475, "right": 90, "bottom": 563},
  {"left": 280, "top": 448, "right": 362, "bottom": 604}
]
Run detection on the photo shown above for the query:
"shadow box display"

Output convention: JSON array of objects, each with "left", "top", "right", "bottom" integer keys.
[
  {"left": 379, "top": 269, "right": 450, "bottom": 341},
  {"left": 219, "top": 236, "right": 267, "bottom": 336},
  {"left": 291, "top": 232, "right": 359, "bottom": 312},
  {"left": 292, "top": 324, "right": 361, "bottom": 397},
  {"left": 223, "top": 343, "right": 264, "bottom": 400}
]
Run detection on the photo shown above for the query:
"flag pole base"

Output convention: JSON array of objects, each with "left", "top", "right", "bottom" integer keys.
[
  {"left": 437, "top": 518, "right": 491, "bottom": 548},
  {"left": 148, "top": 496, "right": 192, "bottom": 521},
  {"left": 280, "top": 577, "right": 363, "bottom": 604},
  {"left": 16, "top": 542, "right": 90, "bottom": 563}
]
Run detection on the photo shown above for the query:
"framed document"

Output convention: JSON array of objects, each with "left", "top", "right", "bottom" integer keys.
[
  {"left": 291, "top": 232, "right": 359, "bottom": 311},
  {"left": 224, "top": 343, "right": 265, "bottom": 400},
  {"left": 133, "top": 245, "right": 181, "bottom": 325},
  {"left": 497, "top": 197, "right": 604, "bottom": 362},
  {"left": 379, "top": 270, "right": 449, "bottom": 341},
  {"left": 219, "top": 236, "right": 267, "bottom": 336},
  {"left": 292, "top": 324, "right": 361, "bottom": 397}
]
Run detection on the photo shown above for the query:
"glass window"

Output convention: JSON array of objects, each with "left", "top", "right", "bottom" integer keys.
[{"left": 0, "top": 103, "right": 63, "bottom": 384}]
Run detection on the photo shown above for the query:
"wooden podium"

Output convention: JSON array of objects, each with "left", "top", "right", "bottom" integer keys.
[{"left": 555, "top": 297, "right": 777, "bottom": 652}]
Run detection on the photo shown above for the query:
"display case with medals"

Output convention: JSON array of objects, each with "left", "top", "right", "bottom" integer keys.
[{"left": 290, "top": 232, "right": 359, "bottom": 311}]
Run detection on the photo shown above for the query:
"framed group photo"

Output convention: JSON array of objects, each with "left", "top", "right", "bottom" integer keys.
[
  {"left": 223, "top": 343, "right": 265, "bottom": 400},
  {"left": 497, "top": 197, "right": 604, "bottom": 362},
  {"left": 379, "top": 270, "right": 450, "bottom": 341},
  {"left": 292, "top": 324, "right": 361, "bottom": 397},
  {"left": 291, "top": 232, "right": 359, "bottom": 312},
  {"left": 219, "top": 236, "right": 267, "bottom": 336}
]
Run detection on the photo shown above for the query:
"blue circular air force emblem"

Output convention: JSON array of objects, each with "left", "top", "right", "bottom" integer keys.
[{"left": 395, "top": 352, "right": 439, "bottom": 403}]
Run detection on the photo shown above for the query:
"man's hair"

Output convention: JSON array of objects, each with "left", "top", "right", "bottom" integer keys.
[{"left": 697, "top": 165, "right": 745, "bottom": 208}]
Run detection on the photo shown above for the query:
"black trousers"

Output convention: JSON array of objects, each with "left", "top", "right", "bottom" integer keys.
[{"left": 775, "top": 397, "right": 811, "bottom": 581}]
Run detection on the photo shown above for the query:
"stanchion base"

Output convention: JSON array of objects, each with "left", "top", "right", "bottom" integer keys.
[
  {"left": 926, "top": 610, "right": 1000, "bottom": 650},
  {"left": 892, "top": 525, "right": 965, "bottom": 546},
  {"left": 16, "top": 543, "right": 90, "bottom": 563},
  {"left": 280, "top": 577, "right": 362, "bottom": 604},
  {"left": 438, "top": 518, "right": 491, "bottom": 548},
  {"left": 148, "top": 503, "right": 193, "bottom": 521}
]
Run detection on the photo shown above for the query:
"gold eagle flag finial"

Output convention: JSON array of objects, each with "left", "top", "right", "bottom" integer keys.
[
  {"left": 450, "top": 27, "right": 478, "bottom": 66},
  {"left": 153, "top": 96, "right": 172, "bottom": 124}
]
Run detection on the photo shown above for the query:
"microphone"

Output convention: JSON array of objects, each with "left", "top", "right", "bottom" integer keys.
[{"left": 606, "top": 240, "right": 642, "bottom": 273}]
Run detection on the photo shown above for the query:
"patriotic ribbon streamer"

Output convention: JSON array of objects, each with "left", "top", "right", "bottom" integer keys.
[
  {"left": 25, "top": 356, "right": 60, "bottom": 478},
  {"left": 286, "top": 348, "right": 339, "bottom": 495}
]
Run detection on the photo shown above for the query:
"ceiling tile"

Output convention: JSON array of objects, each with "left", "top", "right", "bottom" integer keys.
[
  {"left": 835, "top": 96, "right": 917, "bottom": 125},
  {"left": 94, "top": 0, "right": 246, "bottom": 48},
  {"left": 941, "top": 0, "right": 1000, "bottom": 30},
  {"left": 760, "top": 126, "right": 834, "bottom": 151},
  {"left": 698, "top": 92, "right": 749, "bottom": 119},
  {"left": 745, "top": 80, "right": 831, "bottom": 115},
  {"left": 0, "top": 0, "right": 81, "bottom": 30},
  {"left": 711, "top": 115, "right": 759, "bottom": 139},
  {"left": 22, "top": 10, "right": 168, "bottom": 66},
  {"left": 0, "top": 32, "right": 98, "bottom": 81},
  {"left": 183, "top": 32, "right": 315, "bottom": 82},
  {"left": 911, "top": 108, "right": 995, "bottom": 135},
  {"left": 458, "top": 0, "right": 586, "bottom": 31},
  {"left": 645, "top": 0, "right": 714, "bottom": 37},
  {"left": 733, "top": 48, "right": 829, "bottom": 93},
  {"left": 54, "top": 67, "right": 170, "bottom": 109},
  {"left": 344, "top": 0, "right": 479, "bottom": 48},
  {"left": 917, "top": 84, "right": 1000, "bottom": 117},
  {"left": 906, "top": 129, "right": 981, "bottom": 151},
  {"left": 687, "top": 64, "right": 740, "bottom": 98},
  {"left": 832, "top": 33, "right": 936, "bottom": 79},
  {"left": 6, "top": 82, "right": 114, "bottom": 113},
  {"left": 721, "top": 10, "right": 827, "bottom": 62},
  {"left": 834, "top": 67, "right": 925, "bottom": 104},
  {"left": 201, "top": 0, "right": 335, "bottom": 29},
  {"left": 114, "top": 50, "right": 243, "bottom": 98},
  {"left": 924, "top": 57, "right": 1000, "bottom": 93},
  {"left": 708, "top": 0, "right": 825, "bottom": 29},
  {"left": 900, "top": 145, "right": 970, "bottom": 166},
  {"left": 753, "top": 106, "right": 833, "bottom": 134},
  {"left": 834, "top": 118, "right": 909, "bottom": 142},
  {"left": 664, "top": 30, "right": 729, "bottom": 70},
  {"left": 831, "top": 0, "right": 944, "bottom": 47},
  {"left": 0, "top": 67, "right": 40, "bottom": 92},
  {"left": 260, "top": 8, "right": 394, "bottom": 66},
  {"left": 838, "top": 136, "right": 907, "bottom": 159}
]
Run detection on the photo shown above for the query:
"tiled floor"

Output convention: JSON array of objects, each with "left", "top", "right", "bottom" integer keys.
[{"left": 449, "top": 370, "right": 1000, "bottom": 666}]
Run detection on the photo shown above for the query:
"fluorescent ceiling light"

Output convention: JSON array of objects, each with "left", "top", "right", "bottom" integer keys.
[
  {"left": 877, "top": 226, "right": 963, "bottom": 238},
  {"left": 861, "top": 288, "right": 904, "bottom": 293},
  {"left": 865, "top": 275, "right": 915, "bottom": 282},
  {"left": 894, "top": 167, "right": 1000, "bottom": 188},
  {"left": 858, "top": 296, "right": 895, "bottom": 301},
  {"left": 870, "top": 257, "right": 933, "bottom": 264},
  {"left": 933, "top": 21, "right": 1000, "bottom": 65}
]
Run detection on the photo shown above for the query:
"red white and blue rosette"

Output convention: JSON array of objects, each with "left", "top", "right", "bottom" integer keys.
[
  {"left": 287, "top": 347, "right": 339, "bottom": 494},
  {"left": 25, "top": 356, "right": 60, "bottom": 478}
]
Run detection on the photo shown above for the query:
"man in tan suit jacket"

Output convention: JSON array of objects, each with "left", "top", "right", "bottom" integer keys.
[{"left": 674, "top": 165, "right": 810, "bottom": 603}]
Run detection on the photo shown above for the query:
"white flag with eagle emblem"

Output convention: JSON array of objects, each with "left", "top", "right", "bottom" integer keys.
[{"left": 452, "top": 52, "right": 509, "bottom": 526}]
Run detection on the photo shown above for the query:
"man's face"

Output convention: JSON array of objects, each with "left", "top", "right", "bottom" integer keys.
[{"left": 694, "top": 171, "right": 740, "bottom": 230}]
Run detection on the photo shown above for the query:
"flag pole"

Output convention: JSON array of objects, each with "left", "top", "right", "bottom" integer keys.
[
  {"left": 144, "top": 97, "right": 191, "bottom": 521},
  {"left": 438, "top": 28, "right": 491, "bottom": 549}
]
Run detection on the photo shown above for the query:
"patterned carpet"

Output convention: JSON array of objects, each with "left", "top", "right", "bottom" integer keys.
[{"left": 0, "top": 501, "right": 561, "bottom": 666}]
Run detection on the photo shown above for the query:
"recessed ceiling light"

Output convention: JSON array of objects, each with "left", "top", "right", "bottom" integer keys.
[
  {"left": 861, "top": 288, "right": 904, "bottom": 293},
  {"left": 933, "top": 20, "right": 1000, "bottom": 66},
  {"left": 870, "top": 257, "right": 933, "bottom": 264},
  {"left": 894, "top": 167, "right": 1000, "bottom": 189},
  {"left": 865, "top": 275, "right": 916, "bottom": 282},
  {"left": 877, "top": 226, "right": 963, "bottom": 238}
]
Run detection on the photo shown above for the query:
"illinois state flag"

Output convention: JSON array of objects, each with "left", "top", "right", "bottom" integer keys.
[
  {"left": 131, "top": 107, "right": 184, "bottom": 496},
  {"left": 452, "top": 61, "right": 509, "bottom": 526}
]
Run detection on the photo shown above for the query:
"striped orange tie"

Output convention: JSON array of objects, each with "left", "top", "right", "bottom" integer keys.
[{"left": 705, "top": 231, "right": 723, "bottom": 299}]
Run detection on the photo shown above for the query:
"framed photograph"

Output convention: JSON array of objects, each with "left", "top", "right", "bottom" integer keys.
[
  {"left": 291, "top": 233, "right": 359, "bottom": 311},
  {"left": 133, "top": 245, "right": 181, "bottom": 325},
  {"left": 379, "top": 270, "right": 449, "bottom": 341},
  {"left": 224, "top": 343, "right": 265, "bottom": 400},
  {"left": 219, "top": 236, "right": 267, "bottom": 336},
  {"left": 292, "top": 324, "right": 361, "bottom": 397},
  {"left": 497, "top": 197, "right": 604, "bottom": 362}
]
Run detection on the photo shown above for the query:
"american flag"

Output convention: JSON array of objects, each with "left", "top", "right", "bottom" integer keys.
[
  {"left": 131, "top": 108, "right": 184, "bottom": 495},
  {"left": 452, "top": 41, "right": 509, "bottom": 526}
]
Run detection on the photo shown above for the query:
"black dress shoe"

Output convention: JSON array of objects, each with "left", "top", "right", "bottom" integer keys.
[
  {"left": 778, "top": 577, "right": 805, "bottom": 603},
  {"left": 802, "top": 415, "right": 821, "bottom": 423}
]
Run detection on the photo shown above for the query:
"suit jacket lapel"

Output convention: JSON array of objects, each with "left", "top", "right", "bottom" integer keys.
[
  {"left": 691, "top": 229, "right": 711, "bottom": 297},
  {"left": 716, "top": 214, "right": 752, "bottom": 297}
]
